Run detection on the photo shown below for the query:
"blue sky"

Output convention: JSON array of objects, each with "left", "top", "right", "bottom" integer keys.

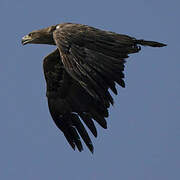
[{"left": 0, "top": 0, "right": 179, "bottom": 179}]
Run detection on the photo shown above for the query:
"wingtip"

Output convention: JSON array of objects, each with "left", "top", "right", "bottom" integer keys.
[
  {"left": 89, "top": 144, "right": 94, "bottom": 154},
  {"left": 77, "top": 147, "right": 83, "bottom": 152},
  {"left": 90, "top": 149, "right": 94, "bottom": 154},
  {"left": 161, "top": 43, "right": 167, "bottom": 47},
  {"left": 94, "top": 131, "right": 98, "bottom": 138},
  {"left": 136, "top": 39, "right": 167, "bottom": 47},
  {"left": 155, "top": 42, "right": 167, "bottom": 47},
  {"left": 103, "top": 122, "right": 107, "bottom": 129}
]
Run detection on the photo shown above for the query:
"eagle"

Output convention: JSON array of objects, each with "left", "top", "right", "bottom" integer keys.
[{"left": 22, "top": 23, "right": 166, "bottom": 153}]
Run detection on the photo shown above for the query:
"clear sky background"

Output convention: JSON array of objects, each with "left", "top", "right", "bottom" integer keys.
[{"left": 0, "top": 0, "right": 179, "bottom": 180}]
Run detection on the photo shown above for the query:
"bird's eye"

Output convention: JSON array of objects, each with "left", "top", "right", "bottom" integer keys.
[{"left": 28, "top": 33, "right": 33, "bottom": 36}]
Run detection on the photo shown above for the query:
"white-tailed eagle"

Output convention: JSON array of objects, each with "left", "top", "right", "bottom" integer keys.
[{"left": 22, "top": 23, "right": 166, "bottom": 153}]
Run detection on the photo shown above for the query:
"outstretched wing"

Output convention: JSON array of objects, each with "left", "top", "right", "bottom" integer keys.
[
  {"left": 44, "top": 23, "right": 166, "bottom": 152},
  {"left": 43, "top": 49, "right": 110, "bottom": 153},
  {"left": 53, "top": 23, "right": 140, "bottom": 104}
]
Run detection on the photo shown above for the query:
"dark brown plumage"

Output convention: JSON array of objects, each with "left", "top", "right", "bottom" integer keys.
[{"left": 22, "top": 23, "right": 166, "bottom": 153}]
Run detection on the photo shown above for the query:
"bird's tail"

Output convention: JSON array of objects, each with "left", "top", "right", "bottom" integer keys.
[{"left": 135, "top": 39, "right": 167, "bottom": 47}]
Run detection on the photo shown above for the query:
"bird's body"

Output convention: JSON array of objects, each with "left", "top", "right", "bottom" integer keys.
[{"left": 22, "top": 23, "right": 166, "bottom": 153}]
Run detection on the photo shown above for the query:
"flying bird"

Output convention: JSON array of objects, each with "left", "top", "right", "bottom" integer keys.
[{"left": 22, "top": 23, "right": 166, "bottom": 153}]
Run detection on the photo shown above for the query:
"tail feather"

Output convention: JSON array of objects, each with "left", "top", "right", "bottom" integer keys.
[{"left": 136, "top": 39, "right": 167, "bottom": 47}]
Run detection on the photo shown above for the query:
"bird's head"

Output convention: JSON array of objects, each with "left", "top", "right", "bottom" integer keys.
[{"left": 22, "top": 25, "right": 57, "bottom": 45}]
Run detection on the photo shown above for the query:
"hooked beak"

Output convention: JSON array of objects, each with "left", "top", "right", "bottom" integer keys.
[{"left": 21, "top": 35, "right": 32, "bottom": 45}]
